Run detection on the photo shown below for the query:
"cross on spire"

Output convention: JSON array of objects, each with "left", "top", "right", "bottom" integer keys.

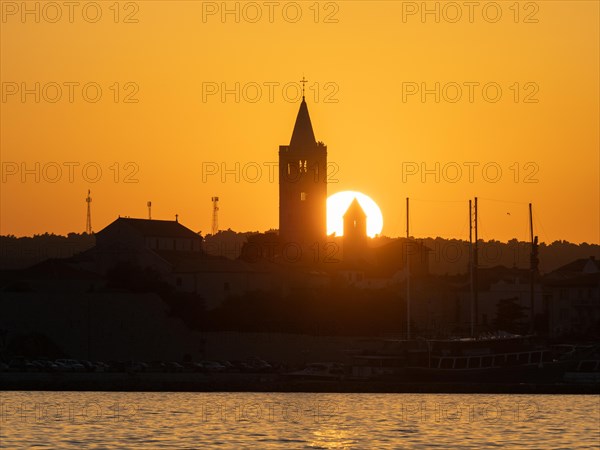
[{"left": 300, "top": 76, "right": 308, "bottom": 99}]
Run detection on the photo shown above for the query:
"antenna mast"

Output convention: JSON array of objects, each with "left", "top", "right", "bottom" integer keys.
[
  {"left": 85, "top": 190, "right": 92, "bottom": 234},
  {"left": 211, "top": 196, "right": 219, "bottom": 235}
]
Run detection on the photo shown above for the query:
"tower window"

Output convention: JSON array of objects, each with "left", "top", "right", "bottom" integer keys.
[{"left": 300, "top": 192, "right": 307, "bottom": 201}]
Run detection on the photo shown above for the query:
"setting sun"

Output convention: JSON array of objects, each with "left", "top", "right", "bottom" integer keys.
[
  {"left": 0, "top": 3, "right": 598, "bottom": 446},
  {"left": 327, "top": 191, "right": 384, "bottom": 238}
]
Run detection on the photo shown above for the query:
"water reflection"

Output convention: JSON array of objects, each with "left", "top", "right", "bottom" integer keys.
[{"left": 0, "top": 392, "right": 597, "bottom": 448}]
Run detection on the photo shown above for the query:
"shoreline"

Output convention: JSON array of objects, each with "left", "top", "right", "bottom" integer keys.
[{"left": 1, "top": 373, "right": 598, "bottom": 394}]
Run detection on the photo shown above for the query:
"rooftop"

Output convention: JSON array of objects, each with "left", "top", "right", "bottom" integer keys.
[{"left": 100, "top": 218, "right": 202, "bottom": 240}]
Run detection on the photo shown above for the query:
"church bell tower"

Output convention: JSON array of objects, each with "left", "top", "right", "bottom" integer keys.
[
  {"left": 343, "top": 198, "right": 368, "bottom": 262},
  {"left": 279, "top": 87, "right": 327, "bottom": 248}
]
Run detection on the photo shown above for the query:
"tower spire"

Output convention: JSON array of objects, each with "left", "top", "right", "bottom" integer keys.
[
  {"left": 289, "top": 94, "right": 316, "bottom": 149},
  {"left": 300, "top": 75, "right": 308, "bottom": 99}
]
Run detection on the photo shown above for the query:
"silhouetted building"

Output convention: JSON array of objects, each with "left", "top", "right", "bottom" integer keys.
[
  {"left": 454, "top": 266, "right": 543, "bottom": 333},
  {"left": 343, "top": 198, "right": 368, "bottom": 263},
  {"left": 94, "top": 217, "right": 202, "bottom": 274},
  {"left": 279, "top": 97, "right": 327, "bottom": 249},
  {"left": 333, "top": 237, "right": 431, "bottom": 289},
  {"left": 92, "top": 217, "right": 280, "bottom": 309},
  {"left": 371, "top": 238, "right": 430, "bottom": 279},
  {"left": 544, "top": 256, "right": 600, "bottom": 337}
]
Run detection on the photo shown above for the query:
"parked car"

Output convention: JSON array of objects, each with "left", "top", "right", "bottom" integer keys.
[
  {"left": 52, "top": 360, "right": 69, "bottom": 371},
  {"left": 246, "top": 357, "right": 272, "bottom": 372},
  {"left": 78, "top": 360, "right": 96, "bottom": 372},
  {"left": 55, "top": 359, "right": 85, "bottom": 372},
  {"left": 219, "top": 361, "right": 235, "bottom": 372},
  {"left": 32, "top": 359, "right": 60, "bottom": 372},
  {"left": 164, "top": 362, "right": 184, "bottom": 373},
  {"left": 93, "top": 361, "right": 109, "bottom": 372},
  {"left": 183, "top": 361, "right": 205, "bottom": 373},
  {"left": 8, "top": 358, "right": 38, "bottom": 372},
  {"left": 106, "top": 361, "right": 126, "bottom": 372},
  {"left": 147, "top": 361, "right": 166, "bottom": 372},
  {"left": 126, "top": 361, "right": 149, "bottom": 373},
  {"left": 231, "top": 360, "right": 255, "bottom": 373},
  {"left": 199, "top": 361, "right": 225, "bottom": 372}
]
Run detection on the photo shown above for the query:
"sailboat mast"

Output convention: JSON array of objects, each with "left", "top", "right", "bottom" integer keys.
[
  {"left": 529, "top": 203, "right": 535, "bottom": 333},
  {"left": 474, "top": 197, "right": 479, "bottom": 333},
  {"left": 406, "top": 197, "right": 411, "bottom": 340},
  {"left": 529, "top": 203, "right": 534, "bottom": 243},
  {"left": 469, "top": 199, "right": 474, "bottom": 337}
]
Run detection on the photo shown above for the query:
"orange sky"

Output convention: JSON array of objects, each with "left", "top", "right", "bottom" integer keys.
[{"left": 1, "top": 1, "right": 598, "bottom": 244}]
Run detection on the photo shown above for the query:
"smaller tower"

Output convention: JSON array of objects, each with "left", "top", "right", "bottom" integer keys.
[
  {"left": 343, "top": 198, "right": 367, "bottom": 262},
  {"left": 211, "top": 196, "right": 219, "bottom": 235},
  {"left": 85, "top": 190, "right": 92, "bottom": 234},
  {"left": 147, "top": 201, "right": 152, "bottom": 220}
]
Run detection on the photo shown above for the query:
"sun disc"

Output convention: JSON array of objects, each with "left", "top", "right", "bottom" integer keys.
[{"left": 327, "top": 191, "right": 383, "bottom": 237}]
